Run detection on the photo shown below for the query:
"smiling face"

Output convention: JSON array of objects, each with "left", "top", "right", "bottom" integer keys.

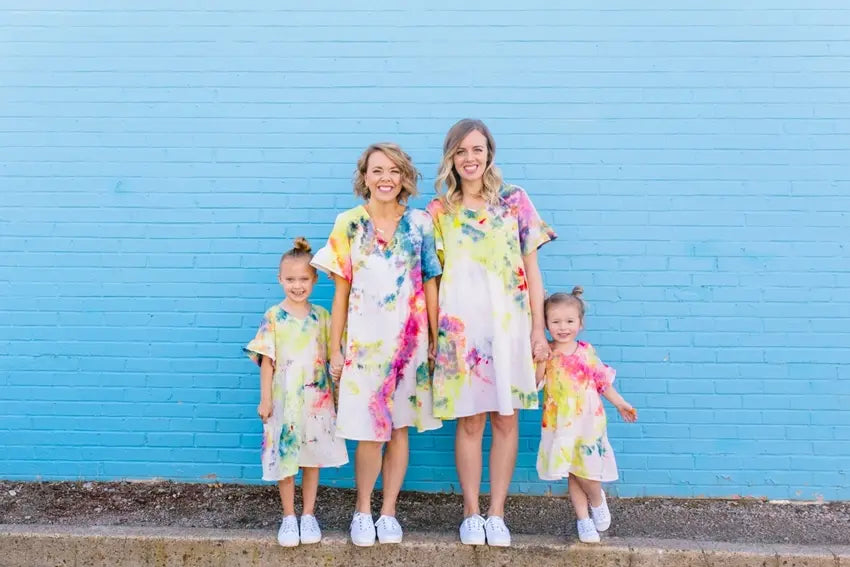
[
  {"left": 452, "top": 129, "right": 489, "bottom": 185},
  {"left": 278, "top": 257, "right": 316, "bottom": 304},
  {"left": 364, "top": 150, "right": 404, "bottom": 204},
  {"left": 546, "top": 303, "right": 583, "bottom": 345}
]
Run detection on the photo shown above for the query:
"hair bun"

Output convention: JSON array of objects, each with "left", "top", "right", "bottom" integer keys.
[
  {"left": 571, "top": 286, "right": 584, "bottom": 297},
  {"left": 292, "top": 236, "right": 312, "bottom": 254}
]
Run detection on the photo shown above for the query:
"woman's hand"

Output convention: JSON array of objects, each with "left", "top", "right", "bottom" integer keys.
[
  {"left": 531, "top": 330, "right": 550, "bottom": 363},
  {"left": 330, "top": 349, "right": 345, "bottom": 380},
  {"left": 257, "top": 398, "right": 273, "bottom": 423}
]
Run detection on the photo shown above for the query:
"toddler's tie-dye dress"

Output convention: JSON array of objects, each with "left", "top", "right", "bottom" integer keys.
[
  {"left": 244, "top": 303, "right": 349, "bottom": 481},
  {"left": 537, "top": 341, "right": 618, "bottom": 482},
  {"left": 311, "top": 206, "right": 443, "bottom": 442},
  {"left": 427, "top": 185, "right": 556, "bottom": 419}
]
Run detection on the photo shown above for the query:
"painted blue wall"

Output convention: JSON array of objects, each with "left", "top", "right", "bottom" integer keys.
[{"left": 1, "top": 1, "right": 848, "bottom": 500}]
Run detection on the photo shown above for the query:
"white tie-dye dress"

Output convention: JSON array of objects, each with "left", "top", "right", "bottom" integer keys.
[
  {"left": 427, "top": 185, "right": 556, "bottom": 419},
  {"left": 537, "top": 341, "right": 618, "bottom": 482},
  {"left": 244, "top": 303, "right": 349, "bottom": 481},
  {"left": 311, "top": 205, "right": 443, "bottom": 442}
]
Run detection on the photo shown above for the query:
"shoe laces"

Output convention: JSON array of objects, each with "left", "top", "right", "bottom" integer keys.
[
  {"left": 281, "top": 517, "right": 298, "bottom": 533},
  {"left": 353, "top": 513, "right": 372, "bottom": 531},
  {"left": 577, "top": 518, "right": 596, "bottom": 534},
  {"left": 377, "top": 515, "right": 400, "bottom": 532},
  {"left": 486, "top": 516, "right": 508, "bottom": 534},
  {"left": 463, "top": 514, "right": 484, "bottom": 530},
  {"left": 301, "top": 515, "right": 319, "bottom": 532}
]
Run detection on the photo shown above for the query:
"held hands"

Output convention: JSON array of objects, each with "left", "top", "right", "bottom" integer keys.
[
  {"left": 428, "top": 333, "right": 437, "bottom": 373},
  {"left": 329, "top": 349, "right": 345, "bottom": 380},
  {"left": 257, "top": 398, "right": 273, "bottom": 423},
  {"left": 531, "top": 330, "right": 550, "bottom": 363},
  {"left": 616, "top": 402, "right": 638, "bottom": 423}
]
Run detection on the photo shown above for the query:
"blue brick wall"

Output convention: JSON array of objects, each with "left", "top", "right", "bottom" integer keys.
[{"left": 1, "top": 2, "right": 849, "bottom": 500}]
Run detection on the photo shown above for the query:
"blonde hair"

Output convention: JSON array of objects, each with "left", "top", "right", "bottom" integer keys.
[
  {"left": 279, "top": 237, "right": 316, "bottom": 273},
  {"left": 353, "top": 142, "right": 420, "bottom": 203},
  {"left": 544, "top": 286, "right": 586, "bottom": 322},
  {"left": 435, "top": 118, "right": 504, "bottom": 210}
]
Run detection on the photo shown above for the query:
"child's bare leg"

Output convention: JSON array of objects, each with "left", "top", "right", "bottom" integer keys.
[
  {"left": 568, "top": 473, "right": 590, "bottom": 520},
  {"left": 278, "top": 476, "right": 296, "bottom": 516},
  {"left": 355, "top": 440, "right": 384, "bottom": 514},
  {"left": 301, "top": 467, "right": 319, "bottom": 516},
  {"left": 573, "top": 475, "right": 603, "bottom": 507}
]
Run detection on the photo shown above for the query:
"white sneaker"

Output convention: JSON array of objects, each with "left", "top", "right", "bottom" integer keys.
[
  {"left": 459, "top": 514, "right": 486, "bottom": 545},
  {"left": 484, "top": 515, "right": 511, "bottom": 547},
  {"left": 590, "top": 490, "right": 611, "bottom": 532},
  {"left": 299, "top": 514, "right": 322, "bottom": 545},
  {"left": 277, "top": 515, "right": 299, "bottom": 547},
  {"left": 375, "top": 515, "right": 403, "bottom": 544},
  {"left": 350, "top": 512, "right": 376, "bottom": 547},
  {"left": 577, "top": 517, "right": 600, "bottom": 543}
]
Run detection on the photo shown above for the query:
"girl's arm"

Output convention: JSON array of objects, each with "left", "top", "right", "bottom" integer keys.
[
  {"left": 329, "top": 274, "right": 351, "bottom": 379},
  {"left": 601, "top": 385, "right": 638, "bottom": 422},
  {"left": 424, "top": 278, "right": 439, "bottom": 364},
  {"left": 523, "top": 249, "right": 549, "bottom": 362},
  {"left": 257, "top": 356, "right": 274, "bottom": 422}
]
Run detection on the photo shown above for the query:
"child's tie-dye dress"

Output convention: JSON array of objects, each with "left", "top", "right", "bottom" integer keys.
[
  {"left": 537, "top": 341, "right": 618, "bottom": 482},
  {"left": 427, "top": 185, "right": 556, "bottom": 419},
  {"left": 311, "top": 206, "right": 443, "bottom": 442},
  {"left": 244, "top": 303, "right": 349, "bottom": 481}
]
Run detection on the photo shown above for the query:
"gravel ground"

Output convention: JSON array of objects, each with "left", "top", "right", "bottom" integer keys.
[{"left": 1, "top": 481, "right": 848, "bottom": 545}]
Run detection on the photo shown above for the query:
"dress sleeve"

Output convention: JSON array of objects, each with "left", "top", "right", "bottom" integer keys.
[
  {"left": 244, "top": 308, "right": 276, "bottom": 366},
  {"left": 421, "top": 211, "right": 443, "bottom": 281},
  {"left": 311, "top": 213, "right": 353, "bottom": 282},
  {"left": 425, "top": 199, "right": 445, "bottom": 267},
  {"left": 505, "top": 186, "right": 557, "bottom": 256},
  {"left": 585, "top": 343, "right": 616, "bottom": 394}
]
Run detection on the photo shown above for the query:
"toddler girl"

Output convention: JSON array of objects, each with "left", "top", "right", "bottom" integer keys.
[{"left": 536, "top": 287, "right": 637, "bottom": 543}]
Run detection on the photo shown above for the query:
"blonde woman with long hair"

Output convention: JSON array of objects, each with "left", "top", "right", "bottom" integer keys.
[
  {"left": 312, "top": 143, "right": 443, "bottom": 547},
  {"left": 427, "top": 119, "right": 557, "bottom": 547}
]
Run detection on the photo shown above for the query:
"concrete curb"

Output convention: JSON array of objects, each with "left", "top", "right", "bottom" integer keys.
[{"left": 1, "top": 524, "right": 848, "bottom": 567}]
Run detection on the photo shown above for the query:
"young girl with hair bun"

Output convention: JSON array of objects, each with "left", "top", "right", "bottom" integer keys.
[
  {"left": 244, "top": 237, "right": 348, "bottom": 547},
  {"left": 536, "top": 286, "right": 637, "bottom": 544}
]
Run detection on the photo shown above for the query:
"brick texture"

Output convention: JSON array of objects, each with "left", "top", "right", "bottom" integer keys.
[{"left": 1, "top": 2, "right": 848, "bottom": 499}]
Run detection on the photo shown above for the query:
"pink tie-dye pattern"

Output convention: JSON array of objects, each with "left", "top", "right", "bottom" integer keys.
[{"left": 367, "top": 265, "right": 425, "bottom": 439}]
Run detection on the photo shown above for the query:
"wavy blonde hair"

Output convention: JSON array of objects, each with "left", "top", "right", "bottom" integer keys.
[
  {"left": 353, "top": 142, "right": 420, "bottom": 203},
  {"left": 435, "top": 119, "right": 504, "bottom": 210}
]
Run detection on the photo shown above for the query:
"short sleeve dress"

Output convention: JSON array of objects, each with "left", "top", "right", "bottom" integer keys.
[
  {"left": 311, "top": 206, "right": 443, "bottom": 442},
  {"left": 427, "top": 185, "right": 556, "bottom": 418},
  {"left": 244, "top": 303, "right": 349, "bottom": 481},
  {"left": 536, "top": 341, "right": 618, "bottom": 482}
]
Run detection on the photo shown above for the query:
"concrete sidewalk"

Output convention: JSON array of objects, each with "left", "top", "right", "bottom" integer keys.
[{"left": 3, "top": 524, "right": 849, "bottom": 567}]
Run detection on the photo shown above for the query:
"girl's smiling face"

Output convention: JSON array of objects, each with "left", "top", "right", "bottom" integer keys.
[
  {"left": 364, "top": 150, "right": 403, "bottom": 204},
  {"left": 546, "top": 303, "right": 583, "bottom": 345},
  {"left": 453, "top": 129, "right": 489, "bottom": 185},
  {"left": 278, "top": 257, "right": 316, "bottom": 304}
]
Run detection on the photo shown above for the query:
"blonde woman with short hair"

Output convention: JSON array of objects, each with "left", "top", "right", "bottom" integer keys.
[{"left": 312, "top": 142, "right": 443, "bottom": 548}]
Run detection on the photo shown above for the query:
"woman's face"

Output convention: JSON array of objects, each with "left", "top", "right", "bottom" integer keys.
[
  {"left": 364, "top": 150, "right": 403, "bottom": 204},
  {"left": 452, "top": 129, "right": 489, "bottom": 185}
]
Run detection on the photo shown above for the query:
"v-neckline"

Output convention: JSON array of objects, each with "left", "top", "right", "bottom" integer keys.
[
  {"left": 279, "top": 301, "right": 312, "bottom": 323},
  {"left": 360, "top": 204, "right": 407, "bottom": 247}
]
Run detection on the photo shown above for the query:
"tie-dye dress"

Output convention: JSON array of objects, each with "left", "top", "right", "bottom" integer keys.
[
  {"left": 536, "top": 341, "right": 618, "bottom": 482},
  {"left": 311, "top": 205, "right": 443, "bottom": 442},
  {"left": 244, "top": 303, "right": 349, "bottom": 481},
  {"left": 427, "top": 185, "right": 556, "bottom": 419}
]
